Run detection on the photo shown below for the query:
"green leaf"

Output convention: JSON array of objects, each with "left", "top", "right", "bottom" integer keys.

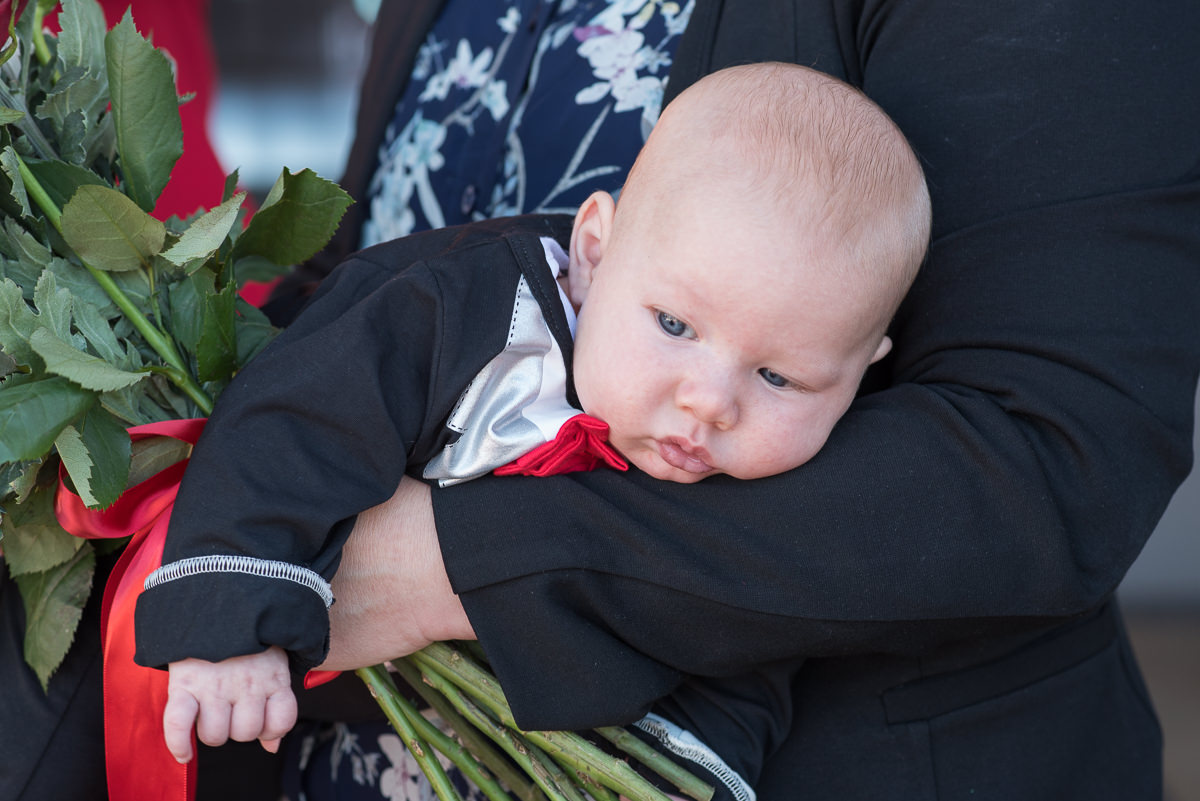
[
  {"left": 55, "top": 404, "right": 130, "bottom": 509},
  {"left": 37, "top": 71, "right": 108, "bottom": 166},
  {"left": 165, "top": 269, "right": 210, "bottom": 353},
  {"left": 222, "top": 168, "right": 240, "bottom": 203},
  {"left": 77, "top": 404, "right": 131, "bottom": 508},
  {"left": 161, "top": 191, "right": 245, "bottom": 268},
  {"left": 0, "top": 347, "right": 20, "bottom": 378},
  {"left": 234, "top": 297, "right": 278, "bottom": 367},
  {"left": 1, "top": 457, "right": 42, "bottom": 504},
  {"left": 43, "top": 256, "right": 116, "bottom": 317},
  {"left": 98, "top": 387, "right": 151, "bottom": 427},
  {"left": 128, "top": 434, "right": 190, "bottom": 487},
  {"left": 0, "top": 107, "right": 24, "bottom": 124},
  {"left": 30, "top": 326, "right": 147, "bottom": 391},
  {"left": 231, "top": 169, "right": 353, "bottom": 266},
  {"left": 24, "top": 158, "right": 109, "bottom": 211},
  {"left": 33, "top": 269, "right": 73, "bottom": 341},
  {"left": 72, "top": 299, "right": 124, "bottom": 363},
  {"left": 0, "top": 375, "right": 96, "bottom": 462},
  {"left": 53, "top": 425, "right": 96, "bottom": 506},
  {"left": 0, "top": 484, "right": 83, "bottom": 577},
  {"left": 60, "top": 184, "right": 166, "bottom": 272},
  {"left": 0, "top": 146, "right": 31, "bottom": 215},
  {"left": 196, "top": 278, "right": 237, "bottom": 383},
  {"left": 56, "top": 0, "right": 109, "bottom": 76},
  {"left": 0, "top": 276, "right": 38, "bottom": 367},
  {"left": 15, "top": 544, "right": 95, "bottom": 691},
  {"left": 0, "top": 216, "right": 53, "bottom": 296},
  {"left": 105, "top": 9, "right": 182, "bottom": 213}
]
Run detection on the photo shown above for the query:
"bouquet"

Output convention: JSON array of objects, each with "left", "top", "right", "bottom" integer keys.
[{"left": 0, "top": 3, "right": 712, "bottom": 801}]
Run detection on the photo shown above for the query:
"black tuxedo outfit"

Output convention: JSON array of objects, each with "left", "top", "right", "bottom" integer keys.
[{"left": 267, "top": 2, "right": 1200, "bottom": 799}]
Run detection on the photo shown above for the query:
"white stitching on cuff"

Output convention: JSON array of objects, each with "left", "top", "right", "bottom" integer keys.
[
  {"left": 144, "top": 555, "right": 334, "bottom": 608},
  {"left": 634, "top": 712, "right": 756, "bottom": 801}
]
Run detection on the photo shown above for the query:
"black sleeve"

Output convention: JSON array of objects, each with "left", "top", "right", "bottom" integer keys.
[
  {"left": 134, "top": 234, "right": 522, "bottom": 673},
  {"left": 431, "top": 1, "right": 1200, "bottom": 730},
  {"left": 651, "top": 662, "right": 801, "bottom": 791}
]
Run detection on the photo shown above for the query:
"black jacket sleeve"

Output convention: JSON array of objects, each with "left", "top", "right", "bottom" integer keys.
[
  {"left": 134, "top": 222, "right": 560, "bottom": 673},
  {"left": 429, "top": 0, "right": 1200, "bottom": 730}
]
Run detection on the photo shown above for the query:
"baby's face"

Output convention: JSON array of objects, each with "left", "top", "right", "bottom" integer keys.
[{"left": 570, "top": 194, "right": 892, "bottom": 484}]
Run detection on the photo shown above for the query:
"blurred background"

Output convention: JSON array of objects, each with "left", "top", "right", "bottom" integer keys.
[{"left": 201, "top": 0, "right": 1198, "bottom": 796}]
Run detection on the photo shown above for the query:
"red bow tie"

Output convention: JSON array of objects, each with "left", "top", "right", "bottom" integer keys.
[{"left": 495, "top": 413, "right": 628, "bottom": 477}]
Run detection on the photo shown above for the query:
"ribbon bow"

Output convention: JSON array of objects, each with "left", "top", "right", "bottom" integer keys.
[{"left": 495, "top": 413, "right": 628, "bottom": 477}]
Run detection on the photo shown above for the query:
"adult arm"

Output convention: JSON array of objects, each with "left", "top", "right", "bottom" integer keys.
[
  {"left": 423, "top": 1, "right": 1200, "bottom": 729},
  {"left": 320, "top": 477, "right": 474, "bottom": 671},
  {"left": 324, "top": 1, "right": 1200, "bottom": 729}
]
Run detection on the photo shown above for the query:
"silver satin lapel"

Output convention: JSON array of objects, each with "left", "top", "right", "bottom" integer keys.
[{"left": 423, "top": 269, "right": 577, "bottom": 487}]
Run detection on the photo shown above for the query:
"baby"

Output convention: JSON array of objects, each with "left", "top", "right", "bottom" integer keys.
[{"left": 135, "top": 62, "right": 930, "bottom": 799}]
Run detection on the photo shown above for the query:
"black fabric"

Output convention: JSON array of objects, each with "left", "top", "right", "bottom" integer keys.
[
  {"left": 0, "top": 554, "right": 107, "bottom": 801},
  {"left": 414, "top": 2, "right": 1197, "bottom": 799},
  {"left": 136, "top": 215, "right": 575, "bottom": 674},
  {"left": 140, "top": 207, "right": 781, "bottom": 788},
  {"left": 263, "top": 0, "right": 1197, "bottom": 797}
]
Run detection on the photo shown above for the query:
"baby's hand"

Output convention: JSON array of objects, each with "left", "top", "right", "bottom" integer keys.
[{"left": 164, "top": 645, "right": 297, "bottom": 763}]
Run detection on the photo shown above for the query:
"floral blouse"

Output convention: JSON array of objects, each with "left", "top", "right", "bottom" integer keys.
[{"left": 359, "top": 0, "right": 693, "bottom": 248}]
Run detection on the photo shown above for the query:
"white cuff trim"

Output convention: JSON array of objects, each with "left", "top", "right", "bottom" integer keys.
[
  {"left": 144, "top": 555, "right": 334, "bottom": 608},
  {"left": 634, "top": 712, "right": 756, "bottom": 801}
]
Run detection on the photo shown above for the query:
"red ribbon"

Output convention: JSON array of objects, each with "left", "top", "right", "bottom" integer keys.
[
  {"left": 56, "top": 418, "right": 207, "bottom": 801},
  {"left": 51, "top": 411, "right": 623, "bottom": 797},
  {"left": 494, "top": 413, "right": 628, "bottom": 477}
]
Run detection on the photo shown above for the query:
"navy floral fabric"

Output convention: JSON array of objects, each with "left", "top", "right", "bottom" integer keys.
[
  {"left": 283, "top": 718, "right": 492, "bottom": 801},
  {"left": 360, "top": 0, "right": 692, "bottom": 247}
]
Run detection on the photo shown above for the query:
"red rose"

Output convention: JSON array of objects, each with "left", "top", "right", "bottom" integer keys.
[{"left": 2, "top": 0, "right": 29, "bottom": 29}]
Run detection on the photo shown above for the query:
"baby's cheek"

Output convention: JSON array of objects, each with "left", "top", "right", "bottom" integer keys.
[{"left": 738, "top": 426, "right": 820, "bottom": 478}]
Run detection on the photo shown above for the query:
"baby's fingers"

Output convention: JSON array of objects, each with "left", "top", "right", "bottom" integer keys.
[
  {"left": 163, "top": 690, "right": 201, "bottom": 764},
  {"left": 195, "top": 697, "right": 234, "bottom": 749},
  {"left": 258, "top": 689, "right": 298, "bottom": 752}
]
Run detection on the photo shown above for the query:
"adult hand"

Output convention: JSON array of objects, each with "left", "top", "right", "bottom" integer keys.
[{"left": 320, "top": 476, "right": 476, "bottom": 670}]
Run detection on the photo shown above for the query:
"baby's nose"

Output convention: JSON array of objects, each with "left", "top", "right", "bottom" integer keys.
[{"left": 675, "top": 374, "right": 739, "bottom": 430}]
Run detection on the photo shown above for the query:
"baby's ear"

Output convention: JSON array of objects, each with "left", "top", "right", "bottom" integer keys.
[
  {"left": 869, "top": 335, "right": 893, "bottom": 364},
  {"left": 566, "top": 191, "right": 615, "bottom": 306}
]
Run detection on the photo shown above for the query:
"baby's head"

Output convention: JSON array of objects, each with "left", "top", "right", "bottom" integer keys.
[{"left": 564, "top": 63, "right": 930, "bottom": 483}]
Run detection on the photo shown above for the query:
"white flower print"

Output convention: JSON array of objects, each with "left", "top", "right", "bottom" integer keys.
[
  {"left": 574, "top": 27, "right": 662, "bottom": 113},
  {"left": 399, "top": 113, "right": 447, "bottom": 173},
  {"left": 480, "top": 79, "right": 511, "bottom": 121},
  {"left": 497, "top": 7, "right": 520, "bottom": 34},
  {"left": 378, "top": 733, "right": 437, "bottom": 801},
  {"left": 363, "top": 0, "right": 691, "bottom": 245},
  {"left": 421, "top": 39, "right": 495, "bottom": 102}
]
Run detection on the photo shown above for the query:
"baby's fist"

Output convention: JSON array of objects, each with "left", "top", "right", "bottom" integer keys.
[{"left": 164, "top": 646, "right": 297, "bottom": 763}]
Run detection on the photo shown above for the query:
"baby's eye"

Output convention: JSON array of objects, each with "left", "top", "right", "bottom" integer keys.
[
  {"left": 758, "top": 368, "right": 792, "bottom": 389},
  {"left": 656, "top": 311, "right": 695, "bottom": 339}
]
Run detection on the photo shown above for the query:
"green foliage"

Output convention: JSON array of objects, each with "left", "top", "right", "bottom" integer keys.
[
  {"left": 0, "top": 0, "right": 352, "bottom": 688},
  {"left": 232, "top": 169, "right": 353, "bottom": 266},
  {"left": 1, "top": 483, "right": 83, "bottom": 577},
  {"left": 14, "top": 543, "right": 95, "bottom": 690},
  {"left": 0, "top": 375, "right": 96, "bottom": 462},
  {"left": 103, "top": 9, "right": 181, "bottom": 212},
  {"left": 61, "top": 184, "right": 166, "bottom": 271}
]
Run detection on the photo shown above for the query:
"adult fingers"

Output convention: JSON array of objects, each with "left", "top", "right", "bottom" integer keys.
[{"left": 163, "top": 690, "right": 200, "bottom": 764}]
